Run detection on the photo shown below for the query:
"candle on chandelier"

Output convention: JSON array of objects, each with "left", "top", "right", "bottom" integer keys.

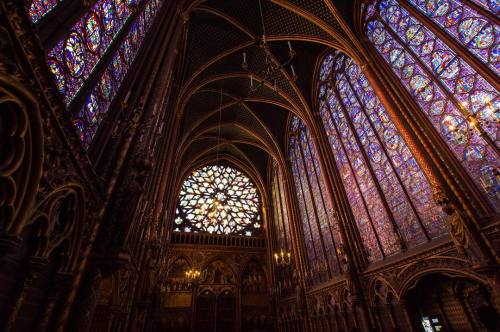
[
  {"left": 243, "top": 52, "right": 247, "bottom": 64},
  {"left": 291, "top": 65, "right": 296, "bottom": 77},
  {"left": 288, "top": 40, "right": 292, "bottom": 51}
]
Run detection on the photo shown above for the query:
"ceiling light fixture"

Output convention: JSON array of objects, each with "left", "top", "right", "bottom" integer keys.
[{"left": 241, "top": 0, "right": 297, "bottom": 94}]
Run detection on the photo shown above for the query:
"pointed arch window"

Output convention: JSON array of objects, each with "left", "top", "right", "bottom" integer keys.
[
  {"left": 289, "top": 117, "right": 342, "bottom": 282},
  {"left": 270, "top": 161, "right": 291, "bottom": 252},
  {"left": 36, "top": 0, "right": 164, "bottom": 147},
  {"left": 318, "top": 51, "right": 447, "bottom": 262},
  {"left": 364, "top": 0, "right": 500, "bottom": 211}
]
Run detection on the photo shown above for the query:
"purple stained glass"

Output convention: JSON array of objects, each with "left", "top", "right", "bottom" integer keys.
[
  {"left": 301, "top": 128, "right": 337, "bottom": 273},
  {"left": 408, "top": 0, "right": 499, "bottom": 75},
  {"left": 271, "top": 164, "right": 287, "bottom": 251},
  {"left": 296, "top": 135, "right": 323, "bottom": 270},
  {"left": 271, "top": 162, "right": 292, "bottom": 252},
  {"left": 290, "top": 117, "right": 344, "bottom": 275},
  {"left": 48, "top": 0, "right": 133, "bottom": 103},
  {"left": 73, "top": 0, "right": 163, "bottom": 148},
  {"left": 64, "top": 32, "right": 86, "bottom": 78},
  {"left": 278, "top": 168, "right": 292, "bottom": 251},
  {"left": 343, "top": 55, "right": 446, "bottom": 239},
  {"left": 48, "top": 58, "right": 66, "bottom": 95},
  {"left": 84, "top": 12, "right": 103, "bottom": 54},
  {"left": 324, "top": 83, "right": 400, "bottom": 258},
  {"left": 365, "top": 0, "right": 500, "bottom": 211},
  {"left": 378, "top": 1, "right": 498, "bottom": 144},
  {"left": 29, "top": 0, "right": 60, "bottom": 22},
  {"left": 320, "top": 102, "right": 384, "bottom": 262},
  {"left": 469, "top": 0, "right": 500, "bottom": 16},
  {"left": 304, "top": 127, "right": 342, "bottom": 273},
  {"left": 290, "top": 140, "right": 317, "bottom": 267}
]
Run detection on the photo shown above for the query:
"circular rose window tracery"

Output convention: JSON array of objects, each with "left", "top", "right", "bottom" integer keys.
[{"left": 174, "top": 165, "right": 262, "bottom": 236}]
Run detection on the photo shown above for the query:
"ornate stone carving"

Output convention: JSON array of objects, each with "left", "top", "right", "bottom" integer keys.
[
  {"left": 433, "top": 191, "right": 473, "bottom": 259},
  {"left": 0, "top": 66, "right": 43, "bottom": 240}
]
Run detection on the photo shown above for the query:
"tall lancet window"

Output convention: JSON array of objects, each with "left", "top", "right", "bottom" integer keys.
[
  {"left": 318, "top": 52, "right": 447, "bottom": 262},
  {"left": 289, "top": 117, "right": 342, "bottom": 282},
  {"left": 29, "top": 0, "right": 164, "bottom": 147},
  {"left": 270, "top": 161, "right": 291, "bottom": 252},
  {"left": 364, "top": 0, "right": 500, "bottom": 211}
]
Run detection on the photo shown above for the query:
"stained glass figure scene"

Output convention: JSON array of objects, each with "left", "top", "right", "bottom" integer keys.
[
  {"left": 174, "top": 165, "right": 262, "bottom": 236},
  {"left": 364, "top": 0, "right": 499, "bottom": 211},
  {"left": 29, "top": 0, "right": 61, "bottom": 22},
  {"left": 289, "top": 117, "right": 343, "bottom": 283},
  {"left": 317, "top": 51, "right": 447, "bottom": 262},
  {"left": 37, "top": 0, "right": 163, "bottom": 148}
]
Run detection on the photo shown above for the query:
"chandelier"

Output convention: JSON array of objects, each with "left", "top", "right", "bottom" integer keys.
[
  {"left": 274, "top": 249, "right": 292, "bottom": 266},
  {"left": 185, "top": 268, "right": 201, "bottom": 282},
  {"left": 241, "top": 0, "right": 297, "bottom": 93}
]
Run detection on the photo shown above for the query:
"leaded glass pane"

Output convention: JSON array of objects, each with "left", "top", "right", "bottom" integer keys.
[
  {"left": 318, "top": 50, "right": 447, "bottom": 261},
  {"left": 29, "top": 0, "right": 60, "bottom": 22},
  {"left": 175, "top": 165, "right": 261, "bottom": 236},
  {"left": 365, "top": 0, "right": 500, "bottom": 210}
]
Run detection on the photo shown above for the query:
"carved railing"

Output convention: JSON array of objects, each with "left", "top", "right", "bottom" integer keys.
[{"left": 171, "top": 232, "right": 265, "bottom": 248}]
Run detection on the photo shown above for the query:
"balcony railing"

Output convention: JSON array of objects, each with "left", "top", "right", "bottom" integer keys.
[{"left": 171, "top": 232, "right": 265, "bottom": 248}]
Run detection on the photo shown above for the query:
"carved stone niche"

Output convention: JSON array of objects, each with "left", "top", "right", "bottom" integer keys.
[{"left": 0, "top": 77, "right": 43, "bottom": 254}]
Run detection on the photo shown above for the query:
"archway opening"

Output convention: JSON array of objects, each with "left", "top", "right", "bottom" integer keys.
[{"left": 405, "top": 273, "right": 498, "bottom": 331}]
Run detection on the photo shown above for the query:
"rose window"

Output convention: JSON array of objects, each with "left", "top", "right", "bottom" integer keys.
[{"left": 174, "top": 165, "right": 262, "bottom": 236}]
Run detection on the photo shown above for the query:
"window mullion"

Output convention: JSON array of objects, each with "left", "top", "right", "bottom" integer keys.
[
  {"left": 37, "top": 0, "right": 98, "bottom": 50},
  {"left": 273, "top": 172, "right": 286, "bottom": 250},
  {"left": 343, "top": 72, "right": 431, "bottom": 241},
  {"left": 323, "top": 96, "right": 386, "bottom": 258},
  {"left": 400, "top": 0, "right": 499, "bottom": 89},
  {"left": 377, "top": 15, "right": 500, "bottom": 157},
  {"left": 291, "top": 146, "right": 320, "bottom": 278},
  {"left": 69, "top": 0, "right": 153, "bottom": 114},
  {"left": 275, "top": 169, "right": 290, "bottom": 250},
  {"left": 332, "top": 80, "right": 407, "bottom": 251},
  {"left": 303, "top": 131, "right": 342, "bottom": 273},
  {"left": 296, "top": 130, "right": 332, "bottom": 279}
]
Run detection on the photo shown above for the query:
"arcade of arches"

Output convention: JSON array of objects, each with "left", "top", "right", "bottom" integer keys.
[{"left": 0, "top": 0, "right": 499, "bottom": 331}]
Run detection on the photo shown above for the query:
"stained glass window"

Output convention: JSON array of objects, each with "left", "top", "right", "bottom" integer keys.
[
  {"left": 174, "top": 165, "right": 262, "bottom": 237},
  {"left": 47, "top": 0, "right": 134, "bottom": 102},
  {"left": 39, "top": 0, "right": 163, "bottom": 148},
  {"left": 28, "top": 0, "right": 61, "bottom": 22},
  {"left": 318, "top": 51, "right": 447, "bottom": 261},
  {"left": 364, "top": 0, "right": 500, "bottom": 211},
  {"left": 289, "top": 117, "right": 342, "bottom": 281},
  {"left": 76, "top": 0, "right": 162, "bottom": 148},
  {"left": 407, "top": 0, "right": 499, "bottom": 75},
  {"left": 469, "top": 0, "right": 500, "bottom": 16},
  {"left": 271, "top": 161, "right": 291, "bottom": 252}
]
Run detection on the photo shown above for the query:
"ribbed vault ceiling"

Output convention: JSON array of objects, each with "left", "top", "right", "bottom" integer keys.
[{"left": 175, "top": 0, "right": 356, "bottom": 188}]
